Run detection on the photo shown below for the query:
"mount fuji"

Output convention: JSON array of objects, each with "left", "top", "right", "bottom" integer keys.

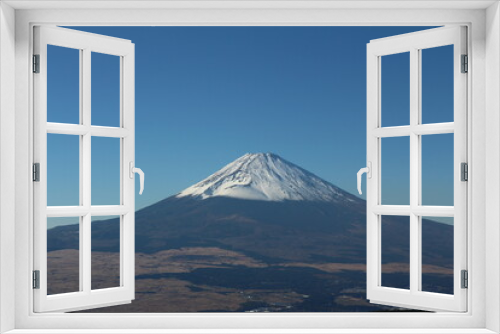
[
  {"left": 49, "top": 153, "right": 452, "bottom": 266},
  {"left": 46, "top": 153, "right": 456, "bottom": 312},
  {"left": 177, "top": 153, "right": 356, "bottom": 203}
]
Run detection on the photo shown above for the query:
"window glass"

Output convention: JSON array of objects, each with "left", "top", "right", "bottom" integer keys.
[
  {"left": 47, "top": 134, "right": 80, "bottom": 206},
  {"left": 421, "top": 45, "right": 454, "bottom": 124},
  {"left": 60, "top": 26, "right": 439, "bottom": 313},
  {"left": 92, "top": 52, "right": 121, "bottom": 127},
  {"left": 421, "top": 134, "right": 454, "bottom": 206},
  {"left": 381, "top": 215, "right": 410, "bottom": 290},
  {"left": 382, "top": 136, "right": 410, "bottom": 205},
  {"left": 91, "top": 137, "right": 121, "bottom": 206},
  {"left": 47, "top": 217, "right": 80, "bottom": 295},
  {"left": 381, "top": 52, "right": 410, "bottom": 127},
  {"left": 421, "top": 217, "right": 454, "bottom": 294},
  {"left": 47, "top": 45, "right": 80, "bottom": 124},
  {"left": 92, "top": 216, "right": 121, "bottom": 290}
]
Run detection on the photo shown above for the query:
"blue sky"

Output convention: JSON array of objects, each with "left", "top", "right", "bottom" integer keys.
[{"left": 46, "top": 26, "right": 454, "bottom": 225}]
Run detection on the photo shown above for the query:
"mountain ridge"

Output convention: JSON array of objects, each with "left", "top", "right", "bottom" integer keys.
[
  {"left": 47, "top": 153, "right": 455, "bottom": 312},
  {"left": 48, "top": 153, "right": 452, "bottom": 269},
  {"left": 177, "top": 152, "right": 356, "bottom": 203}
]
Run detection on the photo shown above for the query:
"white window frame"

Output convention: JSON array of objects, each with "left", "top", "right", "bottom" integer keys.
[
  {"left": 0, "top": 1, "right": 498, "bottom": 333},
  {"left": 33, "top": 26, "right": 136, "bottom": 313},
  {"left": 366, "top": 26, "right": 468, "bottom": 312}
]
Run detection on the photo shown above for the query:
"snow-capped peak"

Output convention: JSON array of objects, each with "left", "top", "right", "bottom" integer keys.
[{"left": 176, "top": 153, "right": 353, "bottom": 202}]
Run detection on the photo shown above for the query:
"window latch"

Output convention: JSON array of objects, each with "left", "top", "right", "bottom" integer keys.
[
  {"left": 357, "top": 162, "right": 372, "bottom": 195},
  {"left": 129, "top": 162, "right": 145, "bottom": 195}
]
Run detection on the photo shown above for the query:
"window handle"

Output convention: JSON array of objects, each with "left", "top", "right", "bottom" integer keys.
[
  {"left": 357, "top": 162, "right": 372, "bottom": 195},
  {"left": 129, "top": 162, "right": 145, "bottom": 195}
]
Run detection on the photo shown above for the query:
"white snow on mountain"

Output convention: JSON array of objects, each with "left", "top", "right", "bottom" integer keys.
[{"left": 176, "top": 153, "right": 353, "bottom": 202}]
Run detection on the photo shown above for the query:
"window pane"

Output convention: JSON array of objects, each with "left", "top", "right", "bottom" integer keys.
[
  {"left": 381, "top": 215, "right": 410, "bottom": 290},
  {"left": 421, "top": 217, "right": 454, "bottom": 294},
  {"left": 381, "top": 136, "right": 410, "bottom": 205},
  {"left": 47, "top": 217, "right": 80, "bottom": 295},
  {"left": 47, "top": 134, "right": 79, "bottom": 206},
  {"left": 421, "top": 134, "right": 454, "bottom": 206},
  {"left": 91, "top": 137, "right": 121, "bottom": 205},
  {"left": 421, "top": 45, "right": 454, "bottom": 124},
  {"left": 92, "top": 52, "right": 120, "bottom": 127},
  {"left": 381, "top": 52, "right": 410, "bottom": 127},
  {"left": 70, "top": 25, "right": 437, "bottom": 314},
  {"left": 92, "top": 216, "right": 121, "bottom": 290},
  {"left": 47, "top": 45, "right": 80, "bottom": 124}
]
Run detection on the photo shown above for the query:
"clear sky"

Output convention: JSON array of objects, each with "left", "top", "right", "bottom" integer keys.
[{"left": 46, "top": 26, "right": 454, "bottom": 226}]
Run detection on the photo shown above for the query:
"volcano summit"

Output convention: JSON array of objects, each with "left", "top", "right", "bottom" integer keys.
[
  {"left": 49, "top": 152, "right": 451, "bottom": 266},
  {"left": 177, "top": 153, "right": 355, "bottom": 203},
  {"left": 48, "top": 153, "right": 454, "bottom": 312}
]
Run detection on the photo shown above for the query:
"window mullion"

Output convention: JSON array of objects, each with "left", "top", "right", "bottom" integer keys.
[
  {"left": 81, "top": 214, "right": 91, "bottom": 293},
  {"left": 409, "top": 48, "right": 421, "bottom": 294},
  {"left": 82, "top": 47, "right": 92, "bottom": 294},
  {"left": 78, "top": 49, "right": 84, "bottom": 293}
]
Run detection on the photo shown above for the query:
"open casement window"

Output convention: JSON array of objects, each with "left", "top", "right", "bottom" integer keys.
[
  {"left": 33, "top": 26, "right": 141, "bottom": 312},
  {"left": 365, "top": 26, "right": 467, "bottom": 312}
]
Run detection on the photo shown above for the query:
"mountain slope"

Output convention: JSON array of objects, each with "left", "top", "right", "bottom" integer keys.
[
  {"left": 177, "top": 153, "right": 356, "bottom": 203},
  {"left": 48, "top": 153, "right": 453, "bottom": 266}
]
